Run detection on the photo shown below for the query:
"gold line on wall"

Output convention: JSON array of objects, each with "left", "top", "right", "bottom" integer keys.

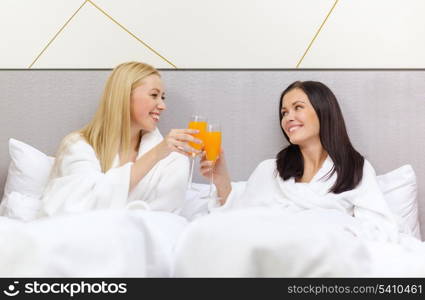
[
  {"left": 28, "top": 0, "right": 88, "bottom": 68},
  {"left": 88, "top": 0, "right": 177, "bottom": 69},
  {"left": 295, "top": 0, "right": 339, "bottom": 68}
]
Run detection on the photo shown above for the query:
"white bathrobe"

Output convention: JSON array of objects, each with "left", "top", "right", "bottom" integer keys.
[
  {"left": 41, "top": 128, "right": 190, "bottom": 216},
  {"left": 210, "top": 157, "right": 399, "bottom": 242}
]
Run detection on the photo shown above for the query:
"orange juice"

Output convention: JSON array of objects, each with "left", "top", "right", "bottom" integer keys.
[
  {"left": 204, "top": 131, "right": 221, "bottom": 161},
  {"left": 188, "top": 121, "right": 207, "bottom": 151}
]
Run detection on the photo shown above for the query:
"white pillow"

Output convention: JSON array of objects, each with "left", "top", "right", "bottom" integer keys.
[
  {"left": 3, "top": 191, "right": 42, "bottom": 221},
  {"left": 1, "top": 139, "right": 54, "bottom": 218},
  {"left": 377, "top": 165, "right": 421, "bottom": 239}
]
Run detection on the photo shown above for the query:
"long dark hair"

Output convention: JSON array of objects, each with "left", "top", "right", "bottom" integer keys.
[{"left": 276, "top": 81, "right": 364, "bottom": 194}]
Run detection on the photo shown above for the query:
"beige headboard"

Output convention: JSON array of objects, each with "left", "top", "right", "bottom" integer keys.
[{"left": 1, "top": 70, "right": 424, "bottom": 238}]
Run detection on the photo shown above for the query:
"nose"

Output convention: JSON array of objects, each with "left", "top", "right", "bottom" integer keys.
[
  {"left": 284, "top": 109, "right": 295, "bottom": 121},
  {"left": 157, "top": 98, "right": 166, "bottom": 111},
  {"left": 282, "top": 110, "right": 295, "bottom": 129}
]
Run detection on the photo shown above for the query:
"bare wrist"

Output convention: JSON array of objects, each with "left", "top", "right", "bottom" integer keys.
[
  {"left": 216, "top": 180, "right": 232, "bottom": 202},
  {"left": 153, "top": 141, "right": 167, "bottom": 160}
]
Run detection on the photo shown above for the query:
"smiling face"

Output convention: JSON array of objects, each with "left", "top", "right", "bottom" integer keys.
[
  {"left": 130, "top": 74, "right": 166, "bottom": 132},
  {"left": 281, "top": 88, "right": 320, "bottom": 146}
]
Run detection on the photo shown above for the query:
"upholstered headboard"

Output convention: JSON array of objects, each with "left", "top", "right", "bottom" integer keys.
[{"left": 1, "top": 70, "right": 424, "bottom": 237}]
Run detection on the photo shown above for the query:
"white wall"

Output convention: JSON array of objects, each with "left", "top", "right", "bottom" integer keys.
[{"left": 1, "top": 0, "right": 424, "bottom": 69}]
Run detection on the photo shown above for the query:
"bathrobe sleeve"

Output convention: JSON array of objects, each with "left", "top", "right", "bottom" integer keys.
[
  {"left": 352, "top": 160, "right": 400, "bottom": 242},
  {"left": 207, "top": 181, "right": 247, "bottom": 212},
  {"left": 208, "top": 159, "right": 276, "bottom": 212},
  {"left": 41, "top": 136, "right": 132, "bottom": 217},
  {"left": 140, "top": 152, "right": 190, "bottom": 213}
]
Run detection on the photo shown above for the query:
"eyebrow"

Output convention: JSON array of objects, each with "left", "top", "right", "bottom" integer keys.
[
  {"left": 150, "top": 88, "right": 165, "bottom": 95},
  {"left": 282, "top": 100, "right": 305, "bottom": 110}
]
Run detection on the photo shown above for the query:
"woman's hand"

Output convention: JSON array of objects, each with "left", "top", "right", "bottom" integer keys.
[
  {"left": 200, "top": 149, "right": 232, "bottom": 204},
  {"left": 155, "top": 129, "right": 202, "bottom": 160}
]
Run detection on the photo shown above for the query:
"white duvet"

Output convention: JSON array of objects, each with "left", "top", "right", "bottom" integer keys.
[
  {"left": 1, "top": 195, "right": 425, "bottom": 277},
  {"left": 0, "top": 210, "right": 188, "bottom": 277},
  {"left": 172, "top": 158, "right": 425, "bottom": 277},
  {"left": 173, "top": 207, "right": 425, "bottom": 277}
]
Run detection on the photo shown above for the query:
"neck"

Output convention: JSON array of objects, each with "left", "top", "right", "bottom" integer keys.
[
  {"left": 299, "top": 140, "right": 328, "bottom": 171},
  {"left": 130, "top": 127, "right": 142, "bottom": 151}
]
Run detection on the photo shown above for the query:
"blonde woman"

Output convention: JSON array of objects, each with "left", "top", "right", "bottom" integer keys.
[{"left": 41, "top": 62, "right": 200, "bottom": 216}]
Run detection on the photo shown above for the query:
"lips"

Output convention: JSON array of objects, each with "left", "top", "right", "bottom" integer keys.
[
  {"left": 286, "top": 124, "right": 303, "bottom": 133},
  {"left": 149, "top": 112, "right": 160, "bottom": 121}
]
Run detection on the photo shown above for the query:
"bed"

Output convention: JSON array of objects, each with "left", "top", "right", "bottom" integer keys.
[{"left": 1, "top": 70, "right": 425, "bottom": 277}]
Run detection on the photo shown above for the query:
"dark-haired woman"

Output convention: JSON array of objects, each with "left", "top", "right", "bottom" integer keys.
[
  {"left": 173, "top": 81, "right": 417, "bottom": 277},
  {"left": 200, "top": 80, "right": 398, "bottom": 242},
  {"left": 173, "top": 81, "right": 403, "bottom": 277}
]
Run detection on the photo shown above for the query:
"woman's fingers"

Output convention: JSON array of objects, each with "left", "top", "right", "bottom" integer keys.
[
  {"left": 200, "top": 160, "right": 214, "bottom": 168},
  {"left": 174, "top": 148, "right": 192, "bottom": 157},
  {"left": 176, "top": 141, "right": 201, "bottom": 154},
  {"left": 175, "top": 133, "right": 202, "bottom": 144},
  {"left": 170, "top": 128, "right": 200, "bottom": 137},
  {"left": 177, "top": 128, "right": 200, "bottom": 135},
  {"left": 199, "top": 151, "right": 207, "bottom": 162},
  {"left": 167, "top": 135, "right": 201, "bottom": 154},
  {"left": 168, "top": 129, "right": 204, "bottom": 146},
  {"left": 200, "top": 165, "right": 214, "bottom": 177},
  {"left": 200, "top": 160, "right": 214, "bottom": 178},
  {"left": 200, "top": 165, "right": 213, "bottom": 174},
  {"left": 200, "top": 168, "right": 211, "bottom": 177}
]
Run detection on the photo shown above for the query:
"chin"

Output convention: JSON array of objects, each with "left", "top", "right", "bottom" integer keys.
[
  {"left": 139, "top": 120, "right": 157, "bottom": 132},
  {"left": 142, "top": 126, "right": 156, "bottom": 133},
  {"left": 289, "top": 136, "right": 299, "bottom": 144},
  {"left": 289, "top": 136, "right": 304, "bottom": 145}
]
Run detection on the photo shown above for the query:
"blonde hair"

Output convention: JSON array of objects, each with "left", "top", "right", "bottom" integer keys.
[{"left": 80, "top": 61, "right": 160, "bottom": 172}]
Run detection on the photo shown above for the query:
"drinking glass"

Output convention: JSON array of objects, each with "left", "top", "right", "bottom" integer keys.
[
  {"left": 187, "top": 115, "right": 207, "bottom": 190},
  {"left": 202, "top": 123, "right": 222, "bottom": 200}
]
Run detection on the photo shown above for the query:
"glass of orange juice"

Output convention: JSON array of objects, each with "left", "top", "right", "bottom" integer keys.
[
  {"left": 187, "top": 115, "right": 207, "bottom": 190},
  {"left": 203, "top": 123, "right": 222, "bottom": 199}
]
